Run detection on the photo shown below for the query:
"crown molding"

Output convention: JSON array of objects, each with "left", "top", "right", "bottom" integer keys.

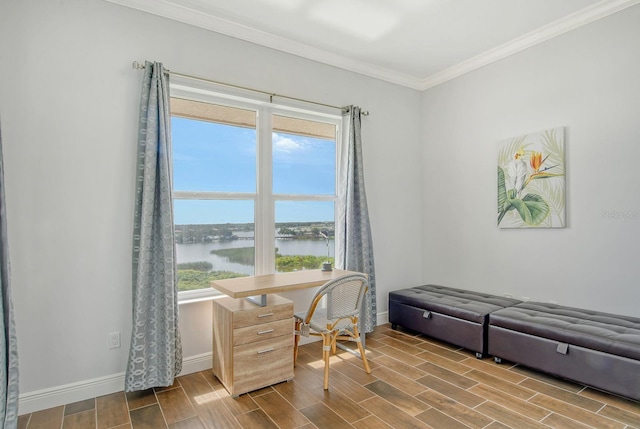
[
  {"left": 418, "top": 0, "right": 640, "bottom": 90},
  {"left": 106, "top": 0, "right": 640, "bottom": 91},
  {"left": 105, "top": 0, "right": 425, "bottom": 89}
]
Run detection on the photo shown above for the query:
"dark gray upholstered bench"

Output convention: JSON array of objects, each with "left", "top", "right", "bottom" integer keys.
[
  {"left": 489, "top": 302, "right": 640, "bottom": 401},
  {"left": 389, "top": 285, "right": 522, "bottom": 358}
]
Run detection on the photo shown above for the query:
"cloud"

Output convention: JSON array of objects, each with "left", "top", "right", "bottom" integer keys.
[{"left": 273, "top": 133, "right": 305, "bottom": 153}]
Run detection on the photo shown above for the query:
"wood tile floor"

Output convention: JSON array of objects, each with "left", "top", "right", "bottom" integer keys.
[{"left": 18, "top": 324, "right": 640, "bottom": 429}]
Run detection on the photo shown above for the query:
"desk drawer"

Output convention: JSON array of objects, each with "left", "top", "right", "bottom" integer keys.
[
  {"left": 233, "top": 317, "right": 293, "bottom": 346},
  {"left": 233, "top": 335, "right": 293, "bottom": 393},
  {"left": 233, "top": 302, "right": 293, "bottom": 328}
]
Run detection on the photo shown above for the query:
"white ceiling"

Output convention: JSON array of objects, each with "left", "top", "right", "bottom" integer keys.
[{"left": 107, "top": 0, "right": 640, "bottom": 90}]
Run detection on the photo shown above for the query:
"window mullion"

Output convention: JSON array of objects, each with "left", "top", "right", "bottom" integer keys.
[
  {"left": 173, "top": 191, "right": 256, "bottom": 200},
  {"left": 255, "top": 107, "right": 274, "bottom": 275}
]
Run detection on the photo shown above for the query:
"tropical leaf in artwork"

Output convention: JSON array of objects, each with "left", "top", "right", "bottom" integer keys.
[
  {"left": 529, "top": 179, "right": 565, "bottom": 227},
  {"left": 541, "top": 128, "right": 565, "bottom": 175},
  {"left": 510, "top": 193, "right": 550, "bottom": 225},
  {"left": 498, "top": 166, "right": 507, "bottom": 212},
  {"left": 497, "top": 166, "right": 517, "bottom": 225}
]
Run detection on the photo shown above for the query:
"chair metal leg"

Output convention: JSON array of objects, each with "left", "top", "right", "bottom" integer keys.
[
  {"left": 322, "top": 333, "right": 331, "bottom": 390},
  {"left": 293, "top": 319, "right": 301, "bottom": 366},
  {"left": 352, "top": 324, "right": 371, "bottom": 374}
]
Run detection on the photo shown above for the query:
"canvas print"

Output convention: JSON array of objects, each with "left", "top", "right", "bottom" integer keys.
[{"left": 497, "top": 127, "right": 566, "bottom": 228}]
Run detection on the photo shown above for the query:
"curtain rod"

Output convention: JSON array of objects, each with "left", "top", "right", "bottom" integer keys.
[{"left": 131, "top": 61, "right": 369, "bottom": 116}]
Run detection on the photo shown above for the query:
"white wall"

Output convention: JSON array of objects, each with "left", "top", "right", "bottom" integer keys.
[
  {"left": 0, "top": 0, "right": 423, "bottom": 412},
  {"left": 421, "top": 5, "right": 640, "bottom": 316}
]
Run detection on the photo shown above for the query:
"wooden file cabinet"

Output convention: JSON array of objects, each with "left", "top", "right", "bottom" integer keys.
[{"left": 212, "top": 294, "right": 294, "bottom": 397}]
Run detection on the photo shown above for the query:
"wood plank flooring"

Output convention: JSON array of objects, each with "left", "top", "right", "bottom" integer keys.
[{"left": 18, "top": 324, "right": 640, "bottom": 429}]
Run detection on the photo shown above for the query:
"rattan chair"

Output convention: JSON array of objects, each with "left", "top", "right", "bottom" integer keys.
[{"left": 293, "top": 273, "right": 371, "bottom": 389}]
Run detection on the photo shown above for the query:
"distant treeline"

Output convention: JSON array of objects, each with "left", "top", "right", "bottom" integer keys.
[{"left": 175, "top": 221, "right": 334, "bottom": 244}]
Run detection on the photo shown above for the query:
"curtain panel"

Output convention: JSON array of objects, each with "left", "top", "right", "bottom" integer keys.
[
  {"left": 125, "top": 62, "right": 182, "bottom": 391},
  {"left": 0, "top": 120, "right": 19, "bottom": 428},
  {"left": 336, "top": 106, "right": 377, "bottom": 333}
]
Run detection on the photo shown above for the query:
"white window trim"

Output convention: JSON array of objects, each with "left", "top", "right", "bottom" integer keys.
[{"left": 171, "top": 79, "right": 342, "bottom": 304}]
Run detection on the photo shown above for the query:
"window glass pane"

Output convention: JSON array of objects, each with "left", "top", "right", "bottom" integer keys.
[
  {"left": 174, "top": 200, "right": 254, "bottom": 291},
  {"left": 272, "top": 115, "right": 336, "bottom": 195},
  {"left": 275, "top": 201, "right": 334, "bottom": 273},
  {"left": 170, "top": 91, "right": 340, "bottom": 293},
  {"left": 172, "top": 112, "right": 256, "bottom": 193}
]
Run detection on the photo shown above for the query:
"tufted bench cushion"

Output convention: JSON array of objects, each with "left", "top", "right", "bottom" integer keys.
[
  {"left": 490, "top": 302, "right": 640, "bottom": 360},
  {"left": 389, "top": 285, "right": 521, "bottom": 357},
  {"left": 489, "top": 302, "right": 640, "bottom": 401}
]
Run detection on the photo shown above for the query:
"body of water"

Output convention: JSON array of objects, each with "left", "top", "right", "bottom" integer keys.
[{"left": 176, "top": 237, "right": 335, "bottom": 275}]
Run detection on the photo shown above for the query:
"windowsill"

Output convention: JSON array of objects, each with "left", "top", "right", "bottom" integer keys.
[{"left": 178, "top": 289, "right": 225, "bottom": 305}]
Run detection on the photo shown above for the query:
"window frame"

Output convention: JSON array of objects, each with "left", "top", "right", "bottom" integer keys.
[{"left": 170, "top": 79, "right": 343, "bottom": 304}]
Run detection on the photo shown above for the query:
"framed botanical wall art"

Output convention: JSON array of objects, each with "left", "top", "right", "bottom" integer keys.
[{"left": 497, "top": 127, "right": 566, "bottom": 228}]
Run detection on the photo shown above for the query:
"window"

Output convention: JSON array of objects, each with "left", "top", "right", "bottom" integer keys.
[{"left": 170, "top": 85, "right": 341, "bottom": 300}]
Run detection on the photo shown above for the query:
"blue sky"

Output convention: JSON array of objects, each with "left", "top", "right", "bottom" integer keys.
[{"left": 172, "top": 117, "right": 335, "bottom": 225}]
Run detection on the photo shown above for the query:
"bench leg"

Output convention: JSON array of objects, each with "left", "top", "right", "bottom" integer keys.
[
  {"left": 391, "top": 323, "right": 397, "bottom": 330},
  {"left": 494, "top": 357, "right": 502, "bottom": 364},
  {"left": 475, "top": 352, "right": 484, "bottom": 359}
]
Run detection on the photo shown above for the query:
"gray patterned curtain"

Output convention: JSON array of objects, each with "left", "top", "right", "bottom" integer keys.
[
  {"left": 0, "top": 119, "right": 19, "bottom": 428},
  {"left": 126, "top": 62, "right": 182, "bottom": 391},
  {"left": 336, "top": 106, "right": 377, "bottom": 333}
]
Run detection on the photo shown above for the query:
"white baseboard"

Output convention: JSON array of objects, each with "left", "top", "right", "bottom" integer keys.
[
  {"left": 377, "top": 310, "right": 389, "bottom": 326},
  {"left": 18, "top": 352, "right": 213, "bottom": 415},
  {"left": 19, "top": 372, "right": 126, "bottom": 415},
  {"left": 178, "top": 351, "right": 214, "bottom": 376},
  {"left": 18, "top": 314, "right": 389, "bottom": 415}
]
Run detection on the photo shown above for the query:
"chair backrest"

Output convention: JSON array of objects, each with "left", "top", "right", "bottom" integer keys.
[{"left": 309, "top": 273, "right": 368, "bottom": 321}]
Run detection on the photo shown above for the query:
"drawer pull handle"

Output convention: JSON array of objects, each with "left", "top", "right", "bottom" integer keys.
[
  {"left": 258, "top": 348, "right": 275, "bottom": 354},
  {"left": 257, "top": 313, "right": 274, "bottom": 318},
  {"left": 258, "top": 329, "right": 274, "bottom": 335}
]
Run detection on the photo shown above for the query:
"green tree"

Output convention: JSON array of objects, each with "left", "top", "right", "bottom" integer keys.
[{"left": 177, "top": 270, "right": 247, "bottom": 291}]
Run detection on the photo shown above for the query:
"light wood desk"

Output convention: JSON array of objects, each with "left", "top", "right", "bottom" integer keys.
[
  {"left": 210, "top": 269, "right": 360, "bottom": 302},
  {"left": 210, "top": 269, "right": 365, "bottom": 396}
]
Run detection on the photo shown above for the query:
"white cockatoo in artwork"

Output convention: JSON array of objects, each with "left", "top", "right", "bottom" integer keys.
[{"left": 507, "top": 147, "right": 527, "bottom": 197}]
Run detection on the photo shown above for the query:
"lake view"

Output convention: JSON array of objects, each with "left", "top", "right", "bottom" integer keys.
[{"left": 177, "top": 236, "right": 335, "bottom": 276}]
